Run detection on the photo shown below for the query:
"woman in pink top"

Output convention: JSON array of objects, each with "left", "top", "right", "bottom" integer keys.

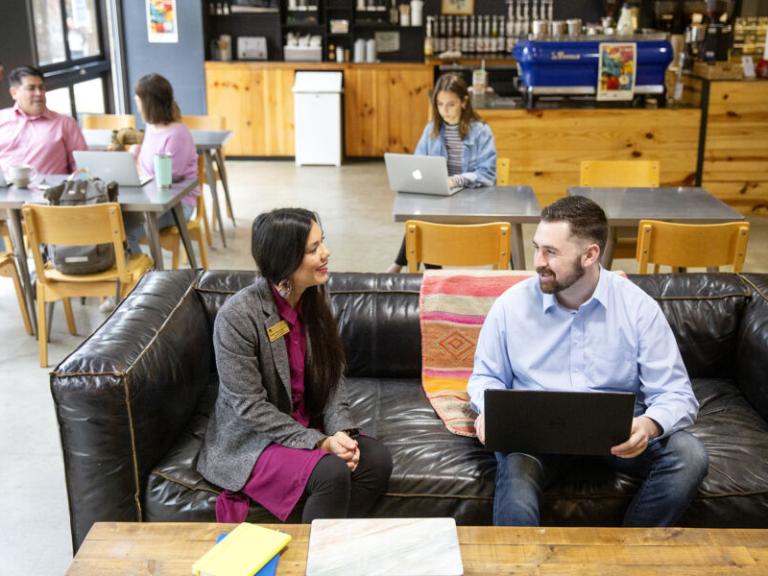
[
  {"left": 124, "top": 73, "right": 198, "bottom": 254},
  {"left": 197, "top": 208, "right": 392, "bottom": 522}
]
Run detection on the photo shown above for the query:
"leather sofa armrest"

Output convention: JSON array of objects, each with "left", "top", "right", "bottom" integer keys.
[
  {"left": 737, "top": 274, "right": 768, "bottom": 423},
  {"left": 50, "top": 270, "right": 212, "bottom": 552}
]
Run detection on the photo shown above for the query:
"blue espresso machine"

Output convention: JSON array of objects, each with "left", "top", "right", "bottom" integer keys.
[{"left": 512, "top": 35, "right": 674, "bottom": 107}]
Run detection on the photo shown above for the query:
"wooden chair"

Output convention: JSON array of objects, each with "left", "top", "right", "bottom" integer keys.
[
  {"left": 636, "top": 219, "right": 750, "bottom": 274},
  {"left": 497, "top": 157, "right": 510, "bottom": 186},
  {"left": 181, "top": 115, "right": 230, "bottom": 239},
  {"left": 22, "top": 203, "right": 153, "bottom": 366},
  {"left": 580, "top": 160, "right": 660, "bottom": 188},
  {"left": 405, "top": 220, "right": 511, "bottom": 273},
  {"left": 140, "top": 156, "right": 209, "bottom": 269},
  {"left": 0, "top": 222, "right": 33, "bottom": 335},
  {"left": 580, "top": 160, "right": 661, "bottom": 259},
  {"left": 81, "top": 114, "right": 136, "bottom": 130}
]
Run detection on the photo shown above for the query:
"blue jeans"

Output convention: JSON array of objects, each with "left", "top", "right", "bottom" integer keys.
[
  {"left": 123, "top": 203, "right": 195, "bottom": 255},
  {"left": 493, "top": 430, "right": 709, "bottom": 527}
]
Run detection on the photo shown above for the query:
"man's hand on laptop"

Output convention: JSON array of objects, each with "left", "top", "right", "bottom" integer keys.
[
  {"left": 610, "top": 416, "right": 662, "bottom": 459},
  {"left": 475, "top": 413, "right": 486, "bottom": 445}
]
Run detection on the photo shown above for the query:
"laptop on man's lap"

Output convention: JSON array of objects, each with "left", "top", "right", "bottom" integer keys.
[{"left": 484, "top": 389, "right": 635, "bottom": 456}]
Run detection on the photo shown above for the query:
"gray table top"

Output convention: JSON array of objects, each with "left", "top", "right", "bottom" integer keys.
[
  {"left": 392, "top": 186, "right": 541, "bottom": 224},
  {"left": 568, "top": 187, "right": 744, "bottom": 225},
  {"left": 83, "top": 128, "right": 233, "bottom": 150},
  {"left": 0, "top": 176, "right": 197, "bottom": 212}
]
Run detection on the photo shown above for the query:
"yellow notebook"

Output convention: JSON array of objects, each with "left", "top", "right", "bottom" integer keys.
[{"left": 192, "top": 523, "right": 292, "bottom": 576}]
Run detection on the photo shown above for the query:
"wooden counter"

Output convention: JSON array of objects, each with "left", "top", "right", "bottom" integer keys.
[
  {"left": 483, "top": 107, "right": 701, "bottom": 207},
  {"left": 205, "top": 62, "right": 766, "bottom": 213},
  {"left": 205, "top": 61, "right": 432, "bottom": 157},
  {"left": 694, "top": 78, "right": 768, "bottom": 215}
]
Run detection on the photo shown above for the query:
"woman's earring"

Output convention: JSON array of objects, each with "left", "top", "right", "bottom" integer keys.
[{"left": 276, "top": 279, "right": 293, "bottom": 299}]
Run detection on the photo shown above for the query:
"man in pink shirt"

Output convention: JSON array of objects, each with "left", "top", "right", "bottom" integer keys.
[{"left": 0, "top": 66, "right": 86, "bottom": 175}]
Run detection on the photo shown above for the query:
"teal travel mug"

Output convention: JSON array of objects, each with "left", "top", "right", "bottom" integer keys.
[{"left": 154, "top": 153, "right": 173, "bottom": 188}]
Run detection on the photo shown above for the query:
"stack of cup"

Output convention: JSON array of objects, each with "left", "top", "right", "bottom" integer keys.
[{"left": 366, "top": 39, "right": 377, "bottom": 63}]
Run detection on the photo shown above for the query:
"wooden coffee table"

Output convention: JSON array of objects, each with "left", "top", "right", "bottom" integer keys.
[{"left": 66, "top": 522, "right": 768, "bottom": 575}]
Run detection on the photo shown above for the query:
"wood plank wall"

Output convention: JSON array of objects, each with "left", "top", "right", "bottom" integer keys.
[
  {"left": 206, "top": 63, "right": 297, "bottom": 156},
  {"left": 483, "top": 108, "right": 701, "bottom": 207},
  {"left": 701, "top": 80, "right": 768, "bottom": 214},
  {"left": 205, "top": 62, "right": 433, "bottom": 157},
  {"left": 344, "top": 66, "right": 433, "bottom": 156}
]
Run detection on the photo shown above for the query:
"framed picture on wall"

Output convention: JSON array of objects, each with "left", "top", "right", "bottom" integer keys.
[{"left": 441, "top": 0, "right": 475, "bottom": 16}]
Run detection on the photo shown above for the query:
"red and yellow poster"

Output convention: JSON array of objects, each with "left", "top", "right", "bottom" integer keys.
[
  {"left": 147, "top": 0, "right": 178, "bottom": 44},
  {"left": 597, "top": 43, "right": 636, "bottom": 101}
]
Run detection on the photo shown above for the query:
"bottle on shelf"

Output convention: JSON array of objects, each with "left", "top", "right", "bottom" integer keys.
[
  {"left": 389, "top": 0, "right": 398, "bottom": 25},
  {"left": 461, "top": 16, "right": 470, "bottom": 54},
  {"left": 424, "top": 15, "right": 434, "bottom": 57},
  {"left": 468, "top": 15, "right": 477, "bottom": 53}
]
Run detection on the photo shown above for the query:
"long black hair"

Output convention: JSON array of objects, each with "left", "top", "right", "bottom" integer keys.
[{"left": 251, "top": 208, "right": 345, "bottom": 416}]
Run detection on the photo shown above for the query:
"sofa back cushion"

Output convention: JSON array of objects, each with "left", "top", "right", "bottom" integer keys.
[
  {"left": 194, "top": 271, "right": 423, "bottom": 380},
  {"left": 329, "top": 273, "right": 422, "bottom": 379},
  {"left": 736, "top": 274, "right": 768, "bottom": 422},
  {"left": 629, "top": 273, "right": 749, "bottom": 379}
]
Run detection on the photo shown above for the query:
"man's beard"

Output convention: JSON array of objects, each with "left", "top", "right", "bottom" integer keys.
[{"left": 537, "top": 257, "right": 585, "bottom": 294}]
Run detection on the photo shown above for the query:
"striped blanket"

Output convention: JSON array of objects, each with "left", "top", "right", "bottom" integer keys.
[{"left": 420, "top": 270, "right": 534, "bottom": 437}]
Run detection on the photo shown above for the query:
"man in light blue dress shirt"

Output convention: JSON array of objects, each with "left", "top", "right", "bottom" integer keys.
[{"left": 468, "top": 196, "right": 708, "bottom": 527}]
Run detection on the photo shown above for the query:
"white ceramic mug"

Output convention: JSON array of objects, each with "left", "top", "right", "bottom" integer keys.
[{"left": 8, "top": 164, "right": 36, "bottom": 188}]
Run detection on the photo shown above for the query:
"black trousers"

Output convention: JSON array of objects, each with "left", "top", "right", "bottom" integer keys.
[{"left": 302, "top": 435, "right": 393, "bottom": 522}]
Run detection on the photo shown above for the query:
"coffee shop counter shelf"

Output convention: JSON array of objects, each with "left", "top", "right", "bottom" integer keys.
[{"left": 205, "top": 61, "right": 433, "bottom": 157}]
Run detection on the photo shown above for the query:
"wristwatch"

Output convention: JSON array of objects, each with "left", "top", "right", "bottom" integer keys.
[{"left": 344, "top": 428, "right": 360, "bottom": 439}]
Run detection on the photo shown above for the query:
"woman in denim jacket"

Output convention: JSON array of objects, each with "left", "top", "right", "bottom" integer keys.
[{"left": 387, "top": 73, "right": 497, "bottom": 272}]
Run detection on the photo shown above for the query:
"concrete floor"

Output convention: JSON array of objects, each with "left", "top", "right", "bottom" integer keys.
[{"left": 1, "top": 160, "right": 767, "bottom": 574}]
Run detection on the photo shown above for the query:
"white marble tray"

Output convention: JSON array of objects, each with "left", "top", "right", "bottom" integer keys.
[{"left": 305, "top": 517, "right": 464, "bottom": 576}]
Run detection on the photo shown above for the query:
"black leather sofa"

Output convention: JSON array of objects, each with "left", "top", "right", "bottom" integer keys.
[{"left": 51, "top": 270, "right": 768, "bottom": 551}]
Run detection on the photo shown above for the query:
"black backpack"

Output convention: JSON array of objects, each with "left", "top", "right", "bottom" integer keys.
[{"left": 44, "top": 173, "right": 120, "bottom": 274}]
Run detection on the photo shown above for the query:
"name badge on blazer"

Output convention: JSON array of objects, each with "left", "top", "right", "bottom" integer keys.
[{"left": 267, "top": 320, "right": 290, "bottom": 342}]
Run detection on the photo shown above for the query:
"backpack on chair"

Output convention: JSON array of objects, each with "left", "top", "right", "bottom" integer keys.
[{"left": 43, "top": 170, "right": 120, "bottom": 274}]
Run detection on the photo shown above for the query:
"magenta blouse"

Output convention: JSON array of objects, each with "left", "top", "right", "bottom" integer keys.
[{"left": 215, "top": 288, "right": 328, "bottom": 522}]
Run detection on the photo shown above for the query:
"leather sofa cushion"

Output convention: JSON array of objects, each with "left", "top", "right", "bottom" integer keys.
[{"left": 145, "top": 375, "right": 768, "bottom": 526}]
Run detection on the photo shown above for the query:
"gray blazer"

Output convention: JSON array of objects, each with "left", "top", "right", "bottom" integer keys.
[{"left": 197, "top": 276, "right": 356, "bottom": 492}]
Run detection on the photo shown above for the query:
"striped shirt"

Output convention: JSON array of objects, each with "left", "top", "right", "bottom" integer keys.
[{"left": 444, "top": 123, "right": 466, "bottom": 187}]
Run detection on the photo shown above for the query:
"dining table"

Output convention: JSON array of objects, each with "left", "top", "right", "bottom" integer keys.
[
  {"left": 392, "top": 186, "right": 541, "bottom": 270},
  {"left": 0, "top": 176, "right": 198, "bottom": 337},
  {"left": 83, "top": 128, "right": 235, "bottom": 246},
  {"left": 568, "top": 186, "right": 746, "bottom": 268}
]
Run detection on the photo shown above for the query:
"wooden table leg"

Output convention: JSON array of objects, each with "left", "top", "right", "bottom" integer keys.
[
  {"left": 171, "top": 204, "right": 198, "bottom": 269},
  {"left": 144, "top": 212, "right": 164, "bottom": 271},
  {"left": 7, "top": 208, "right": 37, "bottom": 337}
]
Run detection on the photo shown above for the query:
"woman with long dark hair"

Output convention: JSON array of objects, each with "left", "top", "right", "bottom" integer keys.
[
  {"left": 387, "top": 73, "right": 497, "bottom": 272},
  {"left": 198, "top": 208, "right": 392, "bottom": 523}
]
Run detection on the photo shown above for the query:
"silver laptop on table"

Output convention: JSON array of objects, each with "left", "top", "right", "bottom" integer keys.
[
  {"left": 384, "top": 153, "right": 464, "bottom": 196},
  {"left": 73, "top": 151, "right": 152, "bottom": 187}
]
